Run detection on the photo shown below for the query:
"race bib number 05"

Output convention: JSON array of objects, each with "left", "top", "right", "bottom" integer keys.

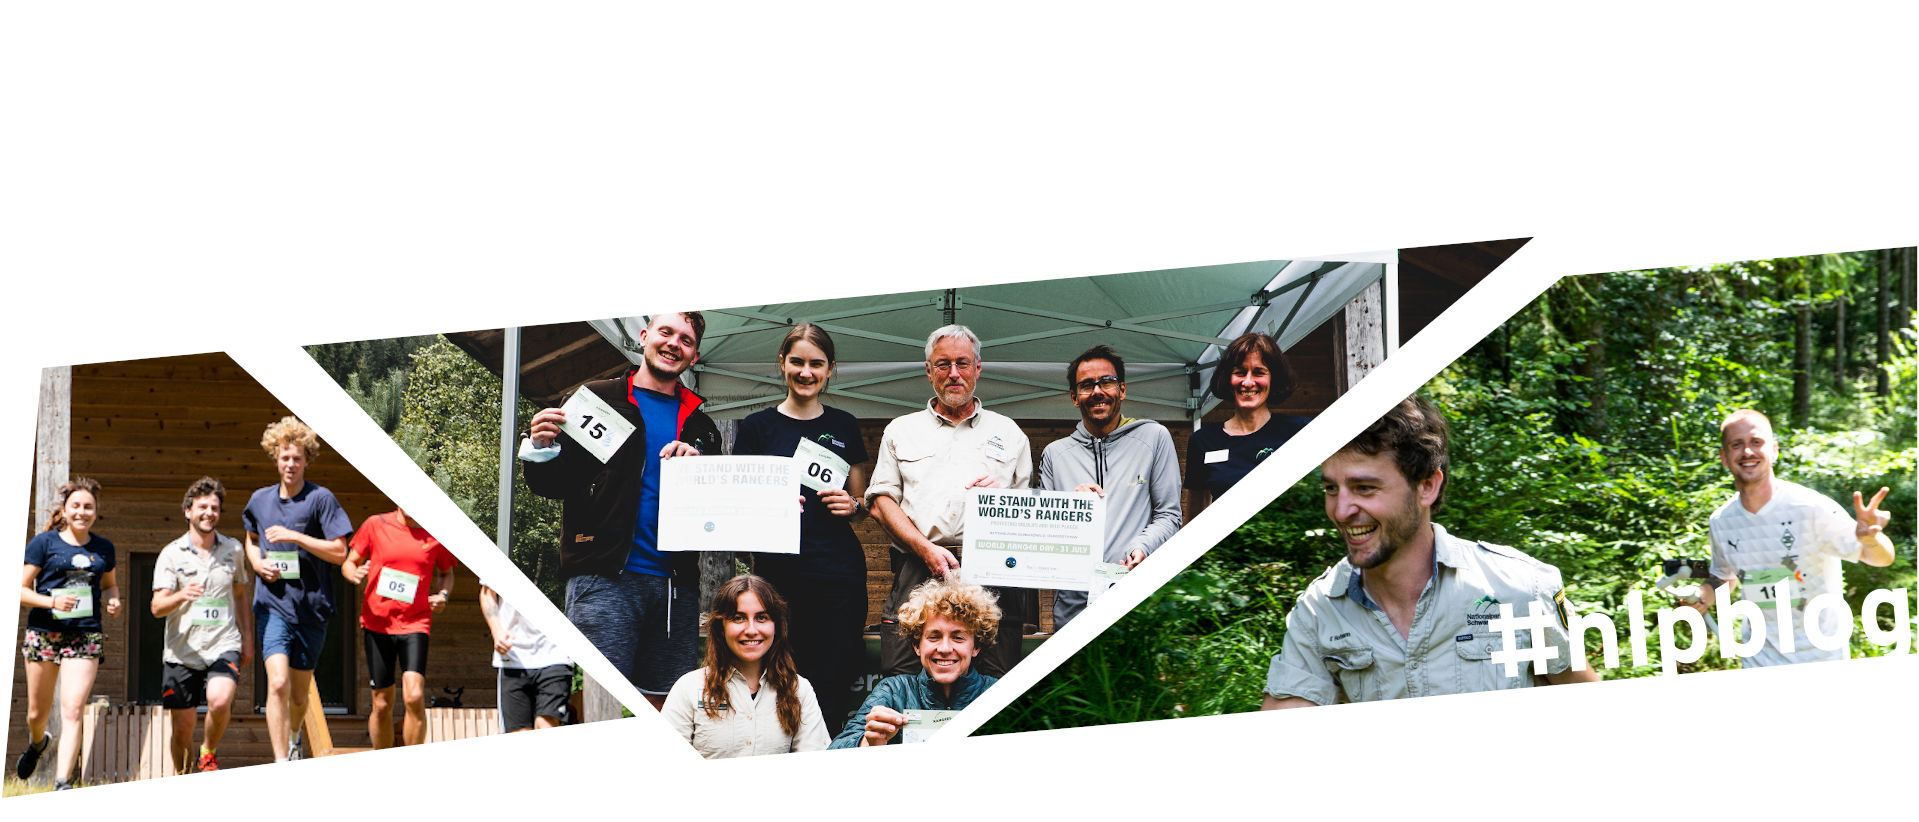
[
  {"left": 559, "top": 389, "right": 636, "bottom": 464},
  {"left": 378, "top": 567, "right": 421, "bottom": 604},
  {"left": 266, "top": 550, "right": 301, "bottom": 580},
  {"left": 52, "top": 585, "right": 93, "bottom": 620},
  {"left": 793, "top": 438, "right": 851, "bottom": 493}
]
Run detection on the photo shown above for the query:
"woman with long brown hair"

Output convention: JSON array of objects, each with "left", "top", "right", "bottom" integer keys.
[
  {"left": 729, "top": 322, "right": 871, "bottom": 727},
  {"left": 16, "top": 477, "right": 122, "bottom": 789},
  {"left": 661, "top": 575, "right": 826, "bottom": 757}
]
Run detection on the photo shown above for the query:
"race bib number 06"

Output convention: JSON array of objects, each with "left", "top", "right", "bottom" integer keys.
[
  {"left": 378, "top": 567, "right": 421, "bottom": 604},
  {"left": 559, "top": 389, "right": 636, "bottom": 464},
  {"left": 793, "top": 438, "right": 851, "bottom": 492}
]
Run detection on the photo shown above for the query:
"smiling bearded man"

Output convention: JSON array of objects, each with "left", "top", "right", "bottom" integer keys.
[{"left": 1261, "top": 396, "right": 1599, "bottom": 709}]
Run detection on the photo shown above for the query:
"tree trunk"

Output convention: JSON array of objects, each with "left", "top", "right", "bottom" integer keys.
[
  {"left": 1833, "top": 288, "right": 1847, "bottom": 394},
  {"left": 1878, "top": 248, "right": 1893, "bottom": 398},
  {"left": 1792, "top": 270, "right": 1812, "bottom": 429}
]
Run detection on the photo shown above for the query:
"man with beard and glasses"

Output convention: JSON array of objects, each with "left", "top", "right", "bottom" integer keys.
[{"left": 1261, "top": 396, "right": 1597, "bottom": 709}]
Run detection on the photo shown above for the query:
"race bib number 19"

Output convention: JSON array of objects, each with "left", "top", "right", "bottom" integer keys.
[
  {"left": 266, "top": 551, "right": 301, "bottom": 580},
  {"left": 378, "top": 567, "right": 421, "bottom": 604},
  {"left": 192, "top": 597, "right": 230, "bottom": 627},
  {"left": 52, "top": 585, "right": 92, "bottom": 620},
  {"left": 559, "top": 389, "right": 636, "bottom": 464}
]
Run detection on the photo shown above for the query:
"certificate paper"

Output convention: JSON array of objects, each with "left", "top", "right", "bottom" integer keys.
[
  {"left": 558, "top": 388, "right": 636, "bottom": 464},
  {"left": 1087, "top": 561, "right": 1129, "bottom": 605},
  {"left": 901, "top": 709, "right": 960, "bottom": 743},
  {"left": 658, "top": 456, "right": 801, "bottom": 553},
  {"left": 961, "top": 489, "right": 1103, "bottom": 590}
]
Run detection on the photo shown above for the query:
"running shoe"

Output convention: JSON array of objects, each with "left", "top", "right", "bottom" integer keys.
[
  {"left": 14, "top": 732, "right": 48, "bottom": 779},
  {"left": 197, "top": 750, "right": 220, "bottom": 772}
]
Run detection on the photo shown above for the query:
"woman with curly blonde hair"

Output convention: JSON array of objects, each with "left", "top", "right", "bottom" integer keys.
[
  {"left": 661, "top": 575, "right": 826, "bottom": 757},
  {"left": 829, "top": 579, "right": 1000, "bottom": 748}
]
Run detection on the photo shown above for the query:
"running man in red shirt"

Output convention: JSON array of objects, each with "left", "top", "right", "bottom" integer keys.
[{"left": 342, "top": 509, "right": 455, "bottom": 748}]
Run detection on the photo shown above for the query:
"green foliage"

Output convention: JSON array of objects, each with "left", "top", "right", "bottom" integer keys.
[
  {"left": 307, "top": 335, "right": 566, "bottom": 607},
  {"left": 396, "top": 338, "right": 566, "bottom": 606},
  {"left": 980, "top": 251, "right": 1918, "bottom": 736}
]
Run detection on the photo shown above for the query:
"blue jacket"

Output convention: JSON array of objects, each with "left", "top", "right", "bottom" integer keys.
[{"left": 828, "top": 667, "right": 996, "bottom": 748}]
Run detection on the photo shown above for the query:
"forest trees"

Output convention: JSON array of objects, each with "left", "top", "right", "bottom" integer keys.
[
  {"left": 979, "top": 249, "right": 1917, "bottom": 735},
  {"left": 308, "top": 335, "right": 567, "bottom": 605}
]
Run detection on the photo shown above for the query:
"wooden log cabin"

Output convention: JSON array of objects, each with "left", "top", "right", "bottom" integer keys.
[{"left": 10, "top": 353, "right": 512, "bottom": 781}]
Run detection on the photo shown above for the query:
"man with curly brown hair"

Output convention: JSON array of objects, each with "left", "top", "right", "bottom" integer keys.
[
  {"left": 829, "top": 579, "right": 1001, "bottom": 747},
  {"left": 243, "top": 416, "right": 354, "bottom": 761}
]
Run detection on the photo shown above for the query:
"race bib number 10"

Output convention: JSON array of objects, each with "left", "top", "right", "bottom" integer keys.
[
  {"left": 559, "top": 389, "right": 636, "bottom": 464},
  {"left": 793, "top": 438, "right": 851, "bottom": 492},
  {"left": 266, "top": 551, "right": 301, "bottom": 580},
  {"left": 192, "top": 597, "right": 230, "bottom": 627},
  {"left": 378, "top": 567, "right": 421, "bottom": 604}
]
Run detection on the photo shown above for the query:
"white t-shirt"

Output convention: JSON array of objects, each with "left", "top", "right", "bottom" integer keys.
[
  {"left": 480, "top": 581, "right": 571, "bottom": 670},
  {"left": 1708, "top": 479, "right": 1862, "bottom": 665}
]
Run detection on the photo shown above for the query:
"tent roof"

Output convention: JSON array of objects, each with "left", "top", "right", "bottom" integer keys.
[{"left": 580, "top": 257, "right": 1386, "bottom": 421}]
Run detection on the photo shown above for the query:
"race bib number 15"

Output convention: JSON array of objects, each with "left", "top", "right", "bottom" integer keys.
[{"left": 559, "top": 389, "right": 636, "bottom": 464}]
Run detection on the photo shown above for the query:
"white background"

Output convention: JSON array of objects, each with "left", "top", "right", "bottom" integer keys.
[{"left": 3, "top": 2, "right": 1913, "bottom": 817}]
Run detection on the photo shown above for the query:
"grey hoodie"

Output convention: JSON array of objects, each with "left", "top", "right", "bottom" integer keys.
[{"left": 1037, "top": 417, "right": 1184, "bottom": 627}]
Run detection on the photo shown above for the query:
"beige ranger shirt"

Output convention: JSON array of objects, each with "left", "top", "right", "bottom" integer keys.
[
  {"left": 1265, "top": 523, "right": 1575, "bottom": 705},
  {"left": 660, "top": 667, "right": 828, "bottom": 758},
  {"left": 865, "top": 398, "right": 1033, "bottom": 550},
  {"left": 152, "top": 532, "right": 246, "bottom": 668}
]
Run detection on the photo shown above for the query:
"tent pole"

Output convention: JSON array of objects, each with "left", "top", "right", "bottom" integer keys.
[{"left": 496, "top": 327, "right": 520, "bottom": 554}]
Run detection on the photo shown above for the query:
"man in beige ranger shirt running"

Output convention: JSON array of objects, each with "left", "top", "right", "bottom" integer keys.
[
  {"left": 151, "top": 477, "right": 254, "bottom": 772},
  {"left": 866, "top": 324, "right": 1034, "bottom": 679},
  {"left": 1263, "top": 397, "right": 1598, "bottom": 709}
]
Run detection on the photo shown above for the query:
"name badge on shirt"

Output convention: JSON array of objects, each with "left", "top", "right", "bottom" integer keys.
[
  {"left": 266, "top": 550, "right": 301, "bottom": 580},
  {"left": 378, "top": 567, "right": 422, "bottom": 604},
  {"left": 52, "top": 585, "right": 93, "bottom": 620},
  {"left": 559, "top": 388, "right": 637, "bottom": 464},
  {"left": 984, "top": 435, "right": 1009, "bottom": 462},
  {"left": 901, "top": 709, "right": 959, "bottom": 743},
  {"left": 1204, "top": 449, "right": 1229, "bottom": 464},
  {"left": 192, "top": 597, "right": 230, "bottom": 627},
  {"left": 793, "top": 438, "right": 851, "bottom": 492}
]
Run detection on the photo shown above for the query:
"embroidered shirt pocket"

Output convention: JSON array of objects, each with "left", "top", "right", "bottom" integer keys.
[{"left": 1322, "top": 642, "right": 1379, "bottom": 703}]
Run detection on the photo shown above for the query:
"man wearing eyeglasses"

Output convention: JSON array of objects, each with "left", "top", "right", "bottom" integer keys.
[
  {"left": 1037, "top": 345, "right": 1183, "bottom": 628},
  {"left": 867, "top": 324, "right": 1034, "bottom": 678}
]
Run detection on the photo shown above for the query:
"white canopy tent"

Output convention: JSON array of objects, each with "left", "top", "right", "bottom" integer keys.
[{"left": 579, "top": 255, "right": 1393, "bottom": 425}]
